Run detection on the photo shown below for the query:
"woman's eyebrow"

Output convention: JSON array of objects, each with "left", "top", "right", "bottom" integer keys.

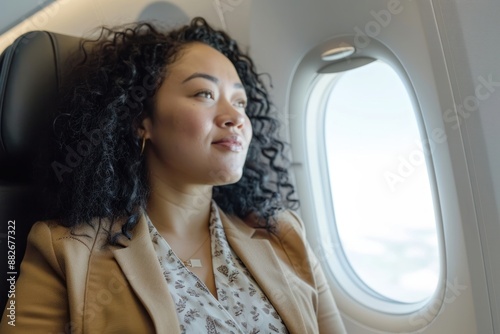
[
  {"left": 182, "top": 72, "right": 244, "bottom": 90},
  {"left": 182, "top": 72, "right": 218, "bottom": 84}
]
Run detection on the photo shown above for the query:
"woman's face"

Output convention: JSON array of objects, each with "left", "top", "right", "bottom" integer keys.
[{"left": 141, "top": 42, "right": 252, "bottom": 187}]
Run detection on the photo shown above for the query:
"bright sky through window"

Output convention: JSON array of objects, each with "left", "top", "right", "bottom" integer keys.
[{"left": 324, "top": 61, "right": 439, "bottom": 303}]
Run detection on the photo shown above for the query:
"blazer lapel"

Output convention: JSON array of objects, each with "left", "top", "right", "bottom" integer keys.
[
  {"left": 219, "top": 210, "right": 308, "bottom": 334},
  {"left": 111, "top": 215, "right": 180, "bottom": 334},
  {"left": 108, "top": 210, "right": 308, "bottom": 333}
]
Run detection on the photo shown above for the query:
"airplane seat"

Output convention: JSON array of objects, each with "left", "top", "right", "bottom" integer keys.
[{"left": 0, "top": 31, "right": 81, "bottom": 313}]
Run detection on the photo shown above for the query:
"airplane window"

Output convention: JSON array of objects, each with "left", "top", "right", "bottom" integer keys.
[{"left": 315, "top": 60, "right": 440, "bottom": 305}]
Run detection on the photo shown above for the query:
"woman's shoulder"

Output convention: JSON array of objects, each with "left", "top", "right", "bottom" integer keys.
[
  {"left": 230, "top": 208, "right": 309, "bottom": 245},
  {"left": 271, "top": 209, "right": 308, "bottom": 239},
  {"left": 26, "top": 218, "right": 113, "bottom": 254}
]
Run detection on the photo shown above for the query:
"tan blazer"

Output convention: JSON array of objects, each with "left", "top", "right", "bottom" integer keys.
[{"left": 1, "top": 208, "right": 346, "bottom": 333}]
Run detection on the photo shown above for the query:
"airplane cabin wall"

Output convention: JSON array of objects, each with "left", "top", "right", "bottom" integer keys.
[
  {"left": 432, "top": 0, "right": 500, "bottom": 331},
  {"left": 248, "top": 0, "right": 498, "bottom": 333}
]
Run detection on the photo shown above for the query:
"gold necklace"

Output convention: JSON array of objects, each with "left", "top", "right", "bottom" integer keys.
[{"left": 180, "top": 234, "right": 210, "bottom": 268}]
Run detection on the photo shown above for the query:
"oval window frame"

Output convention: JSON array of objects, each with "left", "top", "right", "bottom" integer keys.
[{"left": 288, "top": 35, "right": 447, "bottom": 332}]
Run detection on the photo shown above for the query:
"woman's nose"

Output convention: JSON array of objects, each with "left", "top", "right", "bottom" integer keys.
[{"left": 217, "top": 101, "right": 246, "bottom": 128}]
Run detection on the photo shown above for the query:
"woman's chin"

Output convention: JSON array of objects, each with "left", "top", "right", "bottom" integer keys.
[{"left": 209, "top": 169, "right": 243, "bottom": 186}]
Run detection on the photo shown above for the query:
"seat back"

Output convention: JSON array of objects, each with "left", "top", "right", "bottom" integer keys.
[{"left": 0, "top": 31, "right": 81, "bottom": 312}]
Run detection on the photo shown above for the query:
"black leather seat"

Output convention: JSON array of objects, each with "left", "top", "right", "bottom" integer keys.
[{"left": 0, "top": 31, "right": 81, "bottom": 312}]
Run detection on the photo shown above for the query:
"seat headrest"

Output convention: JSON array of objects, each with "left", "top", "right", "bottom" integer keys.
[{"left": 0, "top": 31, "right": 81, "bottom": 180}]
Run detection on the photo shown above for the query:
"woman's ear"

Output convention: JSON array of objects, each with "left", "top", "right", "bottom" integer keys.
[{"left": 136, "top": 116, "right": 153, "bottom": 140}]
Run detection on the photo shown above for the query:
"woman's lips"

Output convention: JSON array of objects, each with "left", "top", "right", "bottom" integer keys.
[{"left": 213, "top": 136, "right": 243, "bottom": 152}]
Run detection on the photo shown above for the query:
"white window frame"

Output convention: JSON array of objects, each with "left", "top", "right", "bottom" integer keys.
[{"left": 288, "top": 35, "right": 447, "bottom": 332}]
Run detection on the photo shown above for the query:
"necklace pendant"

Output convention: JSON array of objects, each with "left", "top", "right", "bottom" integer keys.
[{"left": 185, "top": 259, "right": 202, "bottom": 268}]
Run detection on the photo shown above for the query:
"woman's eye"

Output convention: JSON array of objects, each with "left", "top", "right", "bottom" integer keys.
[
  {"left": 195, "top": 90, "right": 214, "bottom": 99},
  {"left": 234, "top": 100, "right": 247, "bottom": 109}
]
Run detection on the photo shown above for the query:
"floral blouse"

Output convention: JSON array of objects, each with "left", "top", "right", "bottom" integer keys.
[{"left": 146, "top": 201, "right": 289, "bottom": 334}]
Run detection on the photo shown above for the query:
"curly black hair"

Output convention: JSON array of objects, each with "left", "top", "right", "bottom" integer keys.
[{"left": 50, "top": 17, "right": 298, "bottom": 241}]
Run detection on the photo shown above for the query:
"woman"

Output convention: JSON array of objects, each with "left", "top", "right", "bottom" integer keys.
[{"left": 1, "top": 18, "right": 346, "bottom": 333}]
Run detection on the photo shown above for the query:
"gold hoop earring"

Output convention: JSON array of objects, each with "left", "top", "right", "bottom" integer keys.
[{"left": 140, "top": 137, "right": 146, "bottom": 156}]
